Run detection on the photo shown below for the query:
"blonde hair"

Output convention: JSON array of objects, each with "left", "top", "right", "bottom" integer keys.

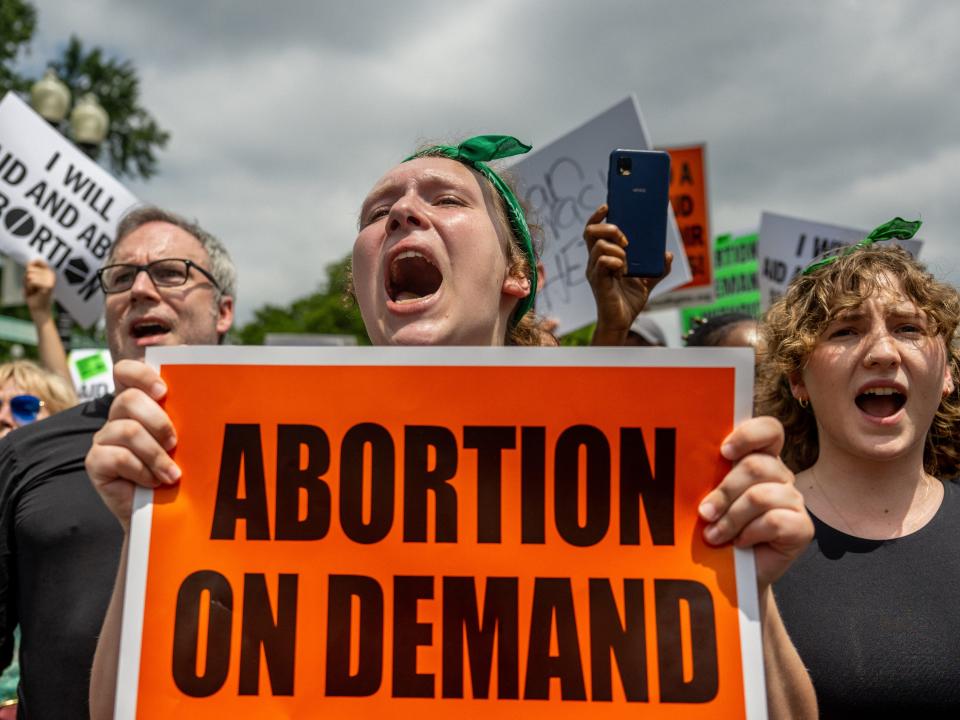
[
  {"left": 0, "top": 360, "right": 78, "bottom": 415},
  {"left": 755, "top": 244, "right": 960, "bottom": 476}
]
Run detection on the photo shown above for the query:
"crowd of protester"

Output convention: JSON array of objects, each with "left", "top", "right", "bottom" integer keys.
[{"left": 0, "top": 134, "right": 955, "bottom": 718}]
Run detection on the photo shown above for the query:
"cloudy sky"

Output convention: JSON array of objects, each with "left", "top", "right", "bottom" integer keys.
[{"left": 20, "top": 0, "right": 960, "bottom": 325}]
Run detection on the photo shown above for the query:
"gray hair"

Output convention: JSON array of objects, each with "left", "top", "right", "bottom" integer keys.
[{"left": 109, "top": 206, "right": 237, "bottom": 301}]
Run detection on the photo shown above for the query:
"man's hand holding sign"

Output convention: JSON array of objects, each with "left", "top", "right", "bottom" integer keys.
[{"left": 88, "top": 349, "right": 813, "bottom": 720}]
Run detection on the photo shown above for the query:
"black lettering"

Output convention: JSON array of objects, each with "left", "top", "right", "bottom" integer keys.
[
  {"left": 442, "top": 577, "right": 519, "bottom": 699},
  {"left": 47, "top": 234, "right": 69, "bottom": 268},
  {"left": 0, "top": 157, "right": 25, "bottom": 186},
  {"left": 211, "top": 424, "right": 271, "bottom": 540},
  {"left": 340, "top": 423, "right": 395, "bottom": 543},
  {"left": 524, "top": 578, "right": 586, "bottom": 700},
  {"left": 620, "top": 428, "right": 676, "bottom": 545},
  {"left": 589, "top": 579, "right": 648, "bottom": 701},
  {"left": 28, "top": 225, "right": 52, "bottom": 254},
  {"left": 812, "top": 235, "right": 843, "bottom": 257},
  {"left": 403, "top": 425, "right": 458, "bottom": 542},
  {"left": 554, "top": 425, "right": 610, "bottom": 546},
  {"left": 681, "top": 224, "right": 704, "bottom": 248},
  {"left": 275, "top": 424, "right": 331, "bottom": 540},
  {"left": 78, "top": 271, "right": 101, "bottom": 301},
  {"left": 679, "top": 161, "right": 693, "bottom": 185},
  {"left": 63, "top": 163, "right": 92, "bottom": 195},
  {"left": 325, "top": 575, "right": 384, "bottom": 696},
  {"left": 521, "top": 427, "right": 546, "bottom": 544},
  {"left": 654, "top": 579, "right": 719, "bottom": 703},
  {"left": 172, "top": 570, "right": 233, "bottom": 697},
  {"left": 463, "top": 426, "right": 515, "bottom": 543},
  {"left": 239, "top": 574, "right": 298, "bottom": 695},
  {"left": 674, "top": 194, "right": 694, "bottom": 218},
  {"left": 23, "top": 180, "right": 45, "bottom": 207},
  {"left": 91, "top": 231, "right": 111, "bottom": 258},
  {"left": 392, "top": 576, "right": 434, "bottom": 697}
]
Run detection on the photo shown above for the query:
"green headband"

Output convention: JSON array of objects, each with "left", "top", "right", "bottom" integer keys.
[
  {"left": 404, "top": 135, "right": 537, "bottom": 324},
  {"left": 802, "top": 217, "right": 922, "bottom": 276}
]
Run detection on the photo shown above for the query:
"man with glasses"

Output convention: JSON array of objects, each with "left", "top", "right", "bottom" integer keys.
[{"left": 0, "top": 207, "right": 235, "bottom": 719}]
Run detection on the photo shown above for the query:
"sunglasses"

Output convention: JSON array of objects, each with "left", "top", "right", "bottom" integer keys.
[
  {"left": 801, "top": 217, "right": 922, "bottom": 276},
  {"left": 2, "top": 395, "right": 45, "bottom": 425}
]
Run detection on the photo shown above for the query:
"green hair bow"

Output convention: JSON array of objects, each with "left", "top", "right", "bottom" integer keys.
[
  {"left": 802, "top": 217, "right": 922, "bottom": 276},
  {"left": 405, "top": 135, "right": 537, "bottom": 324}
]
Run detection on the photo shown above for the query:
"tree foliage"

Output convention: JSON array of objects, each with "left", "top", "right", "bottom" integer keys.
[
  {"left": 0, "top": 0, "right": 34, "bottom": 95},
  {"left": 51, "top": 36, "right": 169, "bottom": 180},
  {"left": 0, "top": 0, "right": 169, "bottom": 181},
  {"left": 234, "top": 255, "right": 370, "bottom": 346}
]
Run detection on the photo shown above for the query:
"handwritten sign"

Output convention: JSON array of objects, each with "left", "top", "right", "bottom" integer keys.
[
  {"left": 757, "top": 212, "right": 923, "bottom": 310},
  {"left": 0, "top": 92, "right": 139, "bottom": 327},
  {"left": 510, "top": 97, "right": 691, "bottom": 334},
  {"left": 647, "top": 145, "right": 714, "bottom": 309},
  {"left": 116, "top": 346, "right": 766, "bottom": 719},
  {"left": 681, "top": 232, "right": 760, "bottom": 335}
]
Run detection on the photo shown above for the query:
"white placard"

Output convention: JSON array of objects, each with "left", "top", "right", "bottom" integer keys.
[
  {"left": 510, "top": 96, "right": 691, "bottom": 335},
  {"left": 0, "top": 92, "right": 139, "bottom": 327},
  {"left": 757, "top": 212, "right": 923, "bottom": 310}
]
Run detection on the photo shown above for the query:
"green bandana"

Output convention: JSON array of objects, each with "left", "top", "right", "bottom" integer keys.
[
  {"left": 802, "top": 217, "right": 922, "bottom": 276},
  {"left": 405, "top": 135, "right": 537, "bottom": 324}
]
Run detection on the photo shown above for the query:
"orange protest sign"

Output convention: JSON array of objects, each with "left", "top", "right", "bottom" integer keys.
[
  {"left": 648, "top": 145, "right": 714, "bottom": 309},
  {"left": 116, "top": 347, "right": 764, "bottom": 719}
]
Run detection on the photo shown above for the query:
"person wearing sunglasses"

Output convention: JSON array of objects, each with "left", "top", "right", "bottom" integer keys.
[
  {"left": 0, "top": 361, "right": 76, "bottom": 438},
  {"left": 0, "top": 206, "right": 236, "bottom": 720},
  {"left": 755, "top": 220, "right": 960, "bottom": 716}
]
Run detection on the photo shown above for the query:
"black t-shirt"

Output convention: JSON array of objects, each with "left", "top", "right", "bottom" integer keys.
[
  {"left": 775, "top": 478, "right": 960, "bottom": 719},
  {"left": 0, "top": 395, "right": 119, "bottom": 719}
]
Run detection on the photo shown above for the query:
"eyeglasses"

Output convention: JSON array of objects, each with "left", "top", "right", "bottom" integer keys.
[
  {"left": 801, "top": 217, "right": 922, "bottom": 276},
  {"left": 96, "top": 258, "right": 222, "bottom": 294},
  {"left": 1, "top": 395, "right": 44, "bottom": 425}
]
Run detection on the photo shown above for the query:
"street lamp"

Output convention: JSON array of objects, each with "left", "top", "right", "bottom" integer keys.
[
  {"left": 27, "top": 68, "right": 111, "bottom": 351},
  {"left": 30, "top": 68, "right": 110, "bottom": 158}
]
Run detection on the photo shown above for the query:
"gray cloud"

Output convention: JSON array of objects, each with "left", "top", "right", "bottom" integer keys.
[{"left": 24, "top": 0, "right": 960, "bottom": 322}]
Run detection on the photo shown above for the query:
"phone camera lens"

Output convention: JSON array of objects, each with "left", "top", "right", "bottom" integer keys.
[{"left": 617, "top": 157, "right": 632, "bottom": 176}]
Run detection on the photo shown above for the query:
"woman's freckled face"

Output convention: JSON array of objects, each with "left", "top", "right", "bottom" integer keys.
[
  {"left": 352, "top": 157, "right": 524, "bottom": 347},
  {"left": 793, "top": 274, "right": 954, "bottom": 463}
]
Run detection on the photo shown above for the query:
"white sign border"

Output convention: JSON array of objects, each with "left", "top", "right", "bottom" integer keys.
[{"left": 117, "top": 345, "right": 764, "bottom": 718}]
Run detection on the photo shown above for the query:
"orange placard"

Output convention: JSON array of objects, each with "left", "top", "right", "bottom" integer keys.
[
  {"left": 117, "top": 347, "right": 763, "bottom": 719},
  {"left": 664, "top": 144, "right": 713, "bottom": 291}
]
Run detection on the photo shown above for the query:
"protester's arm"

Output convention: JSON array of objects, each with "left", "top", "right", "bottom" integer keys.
[
  {"left": 582, "top": 204, "right": 672, "bottom": 345},
  {"left": 24, "top": 259, "right": 71, "bottom": 384},
  {"left": 697, "top": 416, "right": 817, "bottom": 720},
  {"left": 86, "top": 361, "right": 179, "bottom": 718}
]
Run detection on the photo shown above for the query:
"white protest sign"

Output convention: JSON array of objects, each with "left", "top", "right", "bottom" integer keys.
[
  {"left": 68, "top": 347, "right": 114, "bottom": 401},
  {"left": 0, "top": 92, "right": 139, "bottom": 327},
  {"left": 510, "top": 96, "right": 691, "bottom": 335},
  {"left": 757, "top": 212, "right": 923, "bottom": 310}
]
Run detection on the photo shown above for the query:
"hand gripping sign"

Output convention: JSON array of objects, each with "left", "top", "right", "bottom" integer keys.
[{"left": 117, "top": 346, "right": 766, "bottom": 719}]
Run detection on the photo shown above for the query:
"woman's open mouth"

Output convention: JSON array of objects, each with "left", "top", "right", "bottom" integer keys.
[
  {"left": 855, "top": 387, "right": 906, "bottom": 418},
  {"left": 387, "top": 250, "right": 443, "bottom": 304}
]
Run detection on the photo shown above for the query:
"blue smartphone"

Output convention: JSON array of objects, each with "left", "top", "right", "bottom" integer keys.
[{"left": 606, "top": 149, "right": 670, "bottom": 277}]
